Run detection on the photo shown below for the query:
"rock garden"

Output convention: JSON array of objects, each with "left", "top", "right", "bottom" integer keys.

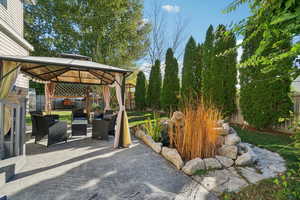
[{"left": 132, "top": 103, "right": 287, "bottom": 196}]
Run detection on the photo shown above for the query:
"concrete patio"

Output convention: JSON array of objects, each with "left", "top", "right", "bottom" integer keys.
[{"left": 0, "top": 130, "right": 217, "bottom": 200}]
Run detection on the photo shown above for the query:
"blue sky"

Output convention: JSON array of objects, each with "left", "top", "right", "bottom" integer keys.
[
  {"left": 141, "top": 0, "right": 251, "bottom": 67},
  {"left": 144, "top": 0, "right": 250, "bottom": 43}
]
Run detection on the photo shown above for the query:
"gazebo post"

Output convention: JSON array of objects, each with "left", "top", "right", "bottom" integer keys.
[
  {"left": 85, "top": 86, "right": 91, "bottom": 123},
  {"left": 118, "top": 75, "right": 126, "bottom": 147}
]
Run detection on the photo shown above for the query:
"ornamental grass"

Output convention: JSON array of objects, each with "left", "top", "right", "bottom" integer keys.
[{"left": 169, "top": 101, "right": 222, "bottom": 161}]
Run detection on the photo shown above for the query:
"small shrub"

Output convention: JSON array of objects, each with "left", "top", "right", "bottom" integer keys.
[
  {"left": 273, "top": 163, "right": 300, "bottom": 200},
  {"left": 144, "top": 113, "right": 163, "bottom": 142}
]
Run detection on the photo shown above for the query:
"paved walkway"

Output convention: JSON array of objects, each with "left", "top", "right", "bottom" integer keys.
[{"left": 0, "top": 132, "right": 217, "bottom": 200}]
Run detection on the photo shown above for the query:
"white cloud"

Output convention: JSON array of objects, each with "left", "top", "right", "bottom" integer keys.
[{"left": 162, "top": 5, "right": 180, "bottom": 13}]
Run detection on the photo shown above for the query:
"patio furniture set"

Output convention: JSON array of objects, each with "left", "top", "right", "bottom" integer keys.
[{"left": 30, "top": 109, "right": 117, "bottom": 147}]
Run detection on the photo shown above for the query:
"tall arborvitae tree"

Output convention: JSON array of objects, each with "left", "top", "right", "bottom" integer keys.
[
  {"left": 202, "top": 25, "right": 214, "bottom": 100},
  {"left": 135, "top": 71, "right": 147, "bottom": 110},
  {"left": 161, "top": 48, "right": 180, "bottom": 110},
  {"left": 195, "top": 43, "right": 204, "bottom": 95},
  {"left": 209, "top": 25, "right": 237, "bottom": 117},
  {"left": 147, "top": 59, "right": 162, "bottom": 109},
  {"left": 240, "top": 20, "right": 293, "bottom": 128},
  {"left": 182, "top": 36, "right": 198, "bottom": 99}
]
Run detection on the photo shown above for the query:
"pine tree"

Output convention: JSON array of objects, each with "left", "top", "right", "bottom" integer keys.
[
  {"left": 202, "top": 25, "right": 214, "bottom": 101},
  {"left": 195, "top": 43, "right": 204, "bottom": 95},
  {"left": 135, "top": 71, "right": 147, "bottom": 110},
  {"left": 240, "top": 21, "right": 293, "bottom": 128},
  {"left": 182, "top": 36, "right": 198, "bottom": 99},
  {"left": 161, "top": 48, "right": 180, "bottom": 110},
  {"left": 147, "top": 59, "right": 162, "bottom": 109},
  {"left": 209, "top": 25, "right": 237, "bottom": 117}
]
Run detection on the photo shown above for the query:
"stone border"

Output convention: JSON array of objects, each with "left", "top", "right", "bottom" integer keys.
[{"left": 132, "top": 124, "right": 287, "bottom": 194}]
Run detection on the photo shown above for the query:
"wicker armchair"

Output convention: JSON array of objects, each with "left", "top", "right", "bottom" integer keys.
[
  {"left": 92, "top": 114, "right": 117, "bottom": 140},
  {"left": 34, "top": 115, "right": 69, "bottom": 146},
  {"left": 30, "top": 112, "right": 59, "bottom": 137}
]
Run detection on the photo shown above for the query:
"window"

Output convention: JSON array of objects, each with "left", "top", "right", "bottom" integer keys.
[{"left": 0, "top": 0, "right": 7, "bottom": 9}]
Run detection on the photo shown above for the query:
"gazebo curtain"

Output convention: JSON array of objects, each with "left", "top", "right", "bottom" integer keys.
[
  {"left": 0, "top": 61, "right": 20, "bottom": 136},
  {"left": 113, "top": 73, "right": 131, "bottom": 148},
  {"left": 0, "top": 61, "right": 19, "bottom": 99},
  {"left": 45, "top": 82, "right": 56, "bottom": 112},
  {"left": 102, "top": 86, "right": 111, "bottom": 111}
]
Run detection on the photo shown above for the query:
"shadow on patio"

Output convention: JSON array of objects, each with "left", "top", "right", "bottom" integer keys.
[{"left": 0, "top": 135, "right": 217, "bottom": 200}]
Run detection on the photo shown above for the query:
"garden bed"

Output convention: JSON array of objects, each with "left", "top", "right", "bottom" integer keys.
[{"left": 132, "top": 114, "right": 288, "bottom": 196}]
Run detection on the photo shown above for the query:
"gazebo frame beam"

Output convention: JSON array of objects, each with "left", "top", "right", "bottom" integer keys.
[
  {"left": 89, "top": 70, "right": 112, "bottom": 85},
  {"left": 37, "top": 67, "right": 69, "bottom": 76}
]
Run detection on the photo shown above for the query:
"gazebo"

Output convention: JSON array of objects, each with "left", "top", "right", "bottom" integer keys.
[{"left": 0, "top": 55, "right": 132, "bottom": 149}]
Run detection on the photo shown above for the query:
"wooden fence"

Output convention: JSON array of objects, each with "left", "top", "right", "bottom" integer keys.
[{"left": 230, "top": 94, "right": 300, "bottom": 134}]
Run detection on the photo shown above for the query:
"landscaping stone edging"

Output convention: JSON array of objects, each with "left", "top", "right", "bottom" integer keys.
[{"left": 132, "top": 123, "right": 287, "bottom": 195}]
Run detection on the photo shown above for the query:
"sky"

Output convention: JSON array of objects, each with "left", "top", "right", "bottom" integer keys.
[{"left": 142, "top": 0, "right": 251, "bottom": 67}]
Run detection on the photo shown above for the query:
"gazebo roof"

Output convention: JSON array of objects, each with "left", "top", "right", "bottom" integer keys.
[{"left": 0, "top": 55, "right": 131, "bottom": 85}]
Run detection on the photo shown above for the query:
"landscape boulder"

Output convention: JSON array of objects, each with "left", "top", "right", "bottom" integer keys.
[
  {"left": 225, "top": 134, "right": 241, "bottom": 146},
  {"left": 215, "top": 155, "right": 234, "bottom": 168},
  {"left": 235, "top": 152, "right": 253, "bottom": 166},
  {"left": 222, "top": 123, "right": 230, "bottom": 133},
  {"left": 135, "top": 129, "right": 146, "bottom": 139},
  {"left": 203, "top": 158, "right": 222, "bottom": 170},
  {"left": 182, "top": 158, "right": 205, "bottom": 175},
  {"left": 217, "top": 120, "right": 224, "bottom": 127},
  {"left": 142, "top": 135, "right": 162, "bottom": 153},
  {"left": 161, "top": 147, "right": 184, "bottom": 169},
  {"left": 218, "top": 145, "right": 238, "bottom": 160},
  {"left": 235, "top": 144, "right": 256, "bottom": 166}
]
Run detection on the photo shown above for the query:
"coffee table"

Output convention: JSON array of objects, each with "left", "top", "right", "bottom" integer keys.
[{"left": 72, "top": 119, "right": 88, "bottom": 136}]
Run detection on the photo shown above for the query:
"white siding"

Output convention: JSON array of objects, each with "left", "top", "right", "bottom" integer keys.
[
  {"left": 0, "top": 31, "right": 28, "bottom": 55},
  {"left": 0, "top": 0, "right": 29, "bottom": 89},
  {"left": 0, "top": 0, "right": 24, "bottom": 36}
]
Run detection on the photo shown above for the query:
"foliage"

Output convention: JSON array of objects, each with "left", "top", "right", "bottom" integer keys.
[
  {"left": 195, "top": 43, "right": 204, "bottom": 95},
  {"left": 147, "top": 59, "right": 162, "bottom": 109},
  {"left": 273, "top": 164, "right": 300, "bottom": 200},
  {"left": 161, "top": 48, "right": 180, "bottom": 110},
  {"left": 24, "top": 0, "right": 150, "bottom": 68},
  {"left": 168, "top": 100, "right": 222, "bottom": 160},
  {"left": 144, "top": 113, "right": 163, "bottom": 142},
  {"left": 29, "top": 81, "right": 44, "bottom": 95},
  {"left": 208, "top": 25, "right": 237, "bottom": 117},
  {"left": 135, "top": 71, "right": 147, "bottom": 110},
  {"left": 202, "top": 25, "right": 215, "bottom": 100},
  {"left": 239, "top": 20, "right": 293, "bottom": 129},
  {"left": 225, "top": 0, "right": 300, "bottom": 79},
  {"left": 194, "top": 169, "right": 209, "bottom": 176},
  {"left": 181, "top": 36, "right": 198, "bottom": 99}
]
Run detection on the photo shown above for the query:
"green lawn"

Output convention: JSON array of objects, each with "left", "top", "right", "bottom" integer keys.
[
  {"left": 26, "top": 111, "right": 72, "bottom": 126},
  {"left": 222, "top": 125, "right": 299, "bottom": 200},
  {"left": 26, "top": 110, "right": 167, "bottom": 127}
]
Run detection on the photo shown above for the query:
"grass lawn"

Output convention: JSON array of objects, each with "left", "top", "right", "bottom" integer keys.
[
  {"left": 26, "top": 111, "right": 72, "bottom": 126},
  {"left": 222, "top": 125, "right": 299, "bottom": 200},
  {"left": 26, "top": 110, "right": 167, "bottom": 127}
]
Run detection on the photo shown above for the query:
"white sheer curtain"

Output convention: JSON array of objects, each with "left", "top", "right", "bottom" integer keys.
[
  {"left": 113, "top": 73, "right": 124, "bottom": 148},
  {"left": 102, "top": 86, "right": 111, "bottom": 111}
]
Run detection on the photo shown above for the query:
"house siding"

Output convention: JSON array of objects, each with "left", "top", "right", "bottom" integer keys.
[
  {"left": 0, "top": 0, "right": 29, "bottom": 89},
  {"left": 0, "top": 0, "right": 24, "bottom": 36}
]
